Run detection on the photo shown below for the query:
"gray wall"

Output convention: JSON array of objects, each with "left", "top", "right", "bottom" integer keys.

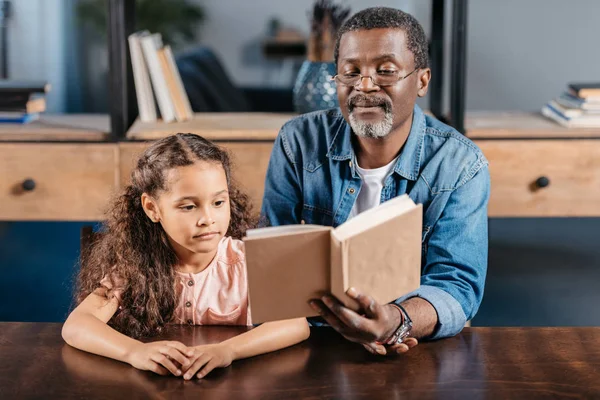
[
  {"left": 196, "top": 0, "right": 600, "bottom": 111},
  {"left": 465, "top": 0, "right": 600, "bottom": 111}
]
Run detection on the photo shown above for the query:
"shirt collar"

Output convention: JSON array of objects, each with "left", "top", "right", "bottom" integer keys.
[{"left": 326, "top": 104, "right": 425, "bottom": 181}]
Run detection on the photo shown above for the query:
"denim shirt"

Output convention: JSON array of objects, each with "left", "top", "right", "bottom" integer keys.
[{"left": 261, "top": 105, "right": 490, "bottom": 340}]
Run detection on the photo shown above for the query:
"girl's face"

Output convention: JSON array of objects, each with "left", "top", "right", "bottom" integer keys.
[{"left": 143, "top": 160, "right": 231, "bottom": 258}]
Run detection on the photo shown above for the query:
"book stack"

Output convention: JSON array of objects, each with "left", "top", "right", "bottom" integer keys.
[
  {"left": 128, "top": 31, "right": 193, "bottom": 123},
  {"left": 0, "top": 80, "right": 49, "bottom": 124},
  {"left": 542, "top": 82, "right": 600, "bottom": 128}
]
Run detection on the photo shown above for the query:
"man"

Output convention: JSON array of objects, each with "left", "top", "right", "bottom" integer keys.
[{"left": 261, "top": 7, "right": 490, "bottom": 355}]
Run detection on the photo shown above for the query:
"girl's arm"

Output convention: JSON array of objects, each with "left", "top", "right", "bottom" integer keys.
[
  {"left": 183, "top": 317, "right": 310, "bottom": 380},
  {"left": 224, "top": 318, "right": 310, "bottom": 360},
  {"left": 62, "top": 289, "right": 192, "bottom": 376}
]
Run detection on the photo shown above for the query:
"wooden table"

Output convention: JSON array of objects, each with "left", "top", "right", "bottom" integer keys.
[{"left": 1, "top": 323, "right": 599, "bottom": 399}]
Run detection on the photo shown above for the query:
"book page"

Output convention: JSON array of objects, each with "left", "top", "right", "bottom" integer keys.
[
  {"left": 332, "top": 194, "right": 415, "bottom": 242},
  {"left": 245, "top": 224, "right": 331, "bottom": 239}
]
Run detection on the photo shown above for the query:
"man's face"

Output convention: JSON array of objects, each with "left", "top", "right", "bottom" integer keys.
[{"left": 336, "top": 28, "right": 428, "bottom": 139}]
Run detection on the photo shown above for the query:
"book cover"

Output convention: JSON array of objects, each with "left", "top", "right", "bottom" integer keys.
[
  {"left": 129, "top": 31, "right": 158, "bottom": 123},
  {"left": 157, "top": 46, "right": 193, "bottom": 122},
  {"left": 0, "top": 80, "right": 50, "bottom": 94},
  {"left": 0, "top": 95, "right": 45, "bottom": 113},
  {"left": 555, "top": 93, "right": 600, "bottom": 111},
  {"left": 0, "top": 112, "right": 39, "bottom": 124},
  {"left": 568, "top": 82, "right": 600, "bottom": 99},
  {"left": 244, "top": 195, "right": 422, "bottom": 323},
  {"left": 542, "top": 103, "right": 600, "bottom": 128},
  {"left": 140, "top": 33, "right": 176, "bottom": 123}
]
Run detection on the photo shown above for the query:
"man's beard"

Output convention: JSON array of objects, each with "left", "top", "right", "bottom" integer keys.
[{"left": 347, "top": 95, "right": 393, "bottom": 139}]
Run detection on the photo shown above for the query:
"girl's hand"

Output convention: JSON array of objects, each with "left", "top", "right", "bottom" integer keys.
[
  {"left": 127, "top": 341, "right": 194, "bottom": 376},
  {"left": 182, "top": 344, "right": 235, "bottom": 380}
]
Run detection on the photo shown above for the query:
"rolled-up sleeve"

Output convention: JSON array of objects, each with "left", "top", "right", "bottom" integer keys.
[{"left": 396, "top": 161, "right": 490, "bottom": 340}]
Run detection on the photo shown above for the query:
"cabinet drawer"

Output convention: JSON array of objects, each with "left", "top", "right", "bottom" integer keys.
[
  {"left": 0, "top": 144, "right": 117, "bottom": 221},
  {"left": 478, "top": 140, "right": 600, "bottom": 217},
  {"left": 119, "top": 142, "right": 274, "bottom": 213}
]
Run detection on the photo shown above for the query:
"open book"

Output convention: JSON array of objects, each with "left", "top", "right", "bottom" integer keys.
[{"left": 243, "top": 194, "right": 422, "bottom": 323}]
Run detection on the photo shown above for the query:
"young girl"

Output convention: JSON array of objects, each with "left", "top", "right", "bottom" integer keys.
[{"left": 62, "top": 133, "right": 309, "bottom": 380}]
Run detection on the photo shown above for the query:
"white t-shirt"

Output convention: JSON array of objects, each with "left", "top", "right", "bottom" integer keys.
[{"left": 349, "top": 155, "right": 399, "bottom": 219}]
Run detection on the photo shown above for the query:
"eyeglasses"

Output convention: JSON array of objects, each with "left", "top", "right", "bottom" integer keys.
[{"left": 330, "top": 68, "right": 418, "bottom": 87}]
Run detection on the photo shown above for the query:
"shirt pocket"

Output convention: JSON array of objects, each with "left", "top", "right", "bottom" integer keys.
[
  {"left": 301, "top": 204, "right": 334, "bottom": 226},
  {"left": 206, "top": 306, "right": 243, "bottom": 325}
]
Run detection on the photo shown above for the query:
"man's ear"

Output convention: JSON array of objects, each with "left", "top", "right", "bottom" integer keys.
[
  {"left": 141, "top": 193, "right": 160, "bottom": 223},
  {"left": 417, "top": 68, "right": 431, "bottom": 98}
]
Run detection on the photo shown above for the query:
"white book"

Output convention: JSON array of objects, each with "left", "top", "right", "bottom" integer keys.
[
  {"left": 542, "top": 104, "right": 600, "bottom": 128},
  {"left": 128, "top": 31, "right": 157, "bottom": 122},
  {"left": 140, "top": 33, "right": 176, "bottom": 123}
]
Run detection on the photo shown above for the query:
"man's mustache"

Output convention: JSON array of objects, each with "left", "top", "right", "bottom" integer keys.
[{"left": 348, "top": 95, "right": 392, "bottom": 113}]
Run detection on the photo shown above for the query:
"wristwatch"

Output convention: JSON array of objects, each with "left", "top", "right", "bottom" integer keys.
[{"left": 382, "top": 304, "right": 413, "bottom": 345}]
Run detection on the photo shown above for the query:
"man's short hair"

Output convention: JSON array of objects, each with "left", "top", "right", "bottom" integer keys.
[{"left": 334, "top": 7, "right": 429, "bottom": 69}]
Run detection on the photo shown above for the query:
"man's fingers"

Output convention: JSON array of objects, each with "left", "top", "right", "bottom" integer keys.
[
  {"left": 363, "top": 341, "right": 387, "bottom": 355},
  {"left": 346, "top": 287, "right": 382, "bottom": 319},
  {"left": 183, "top": 354, "right": 211, "bottom": 380},
  {"left": 404, "top": 337, "right": 419, "bottom": 348},
  {"left": 388, "top": 343, "right": 410, "bottom": 354},
  {"left": 309, "top": 299, "right": 351, "bottom": 336},
  {"left": 196, "top": 359, "right": 219, "bottom": 379},
  {"left": 320, "top": 295, "right": 374, "bottom": 336},
  {"left": 362, "top": 343, "right": 376, "bottom": 354},
  {"left": 151, "top": 353, "right": 181, "bottom": 376}
]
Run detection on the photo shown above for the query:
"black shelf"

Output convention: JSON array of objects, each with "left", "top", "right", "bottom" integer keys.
[
  {"left": 430, "top": 0, "right": 468, "bottom": 134},
  {"left": 107, "top": 0, "right": 136, "bottom": 140}
]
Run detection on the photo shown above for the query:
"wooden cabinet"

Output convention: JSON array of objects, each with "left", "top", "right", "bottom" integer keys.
[
  {"left": 479, "top": 140, "right": 600, "bottom": 217},
  {"left": 2, "top": 113, "right": 600, "bottom": 220},
  {"left": 0, "top": 143, "right": 118, "bottom": 221}
]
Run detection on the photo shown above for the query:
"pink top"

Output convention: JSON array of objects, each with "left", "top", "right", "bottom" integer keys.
[
  {"left": 101, "top": 236, "right": 252, "bottom": 326},
  {"left": 173, "top": 236, "right": 252, "bottom": 326}
]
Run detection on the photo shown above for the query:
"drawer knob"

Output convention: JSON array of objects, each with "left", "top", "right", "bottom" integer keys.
[
  {"left": 21, "top": 178, "right": 36, "bottom": 191},
  {"left": 535, "top": 176, "right": 550, "bottom": 189}
]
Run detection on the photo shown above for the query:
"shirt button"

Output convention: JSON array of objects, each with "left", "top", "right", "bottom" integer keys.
[
  {"left": 348, "top": 187, "right": 356, "bottom": 194},
  {"left": 185, "top": 301, "right": 192, "bottom": 308},
  {"left": 187, "top": 319, "right": 193, "bottom": 325},
  {"left": 187, "top": 280, "right": 194, "bottom": 286}
]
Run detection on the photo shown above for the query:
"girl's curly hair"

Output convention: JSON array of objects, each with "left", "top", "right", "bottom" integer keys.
[{"left": 76, "top": 133, "right": 256, "bottom": 338}]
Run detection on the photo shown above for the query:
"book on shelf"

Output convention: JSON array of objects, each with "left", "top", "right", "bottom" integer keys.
[
  {"left": 128, "top": 31, "right": 157, "bottom": 123},
  {"left": 542, "top": 102, "right": 600, "bottom": 128},
  {"left": 0, "top": 94, "right": 46, "bottom": 114},
  {"left": 157, "top": 45, "right": 193, "bottom": 122},
  {"left": 568, "top": 82, "right": 600, "bottom": 100},
  {"left": 555, "top": 92, "right": 600, "bottom": 111},
  {"left": 243, "top": 194, "right": 422, "bottom": 323},
  {"left": 0, "top": 112, "right": 40, "bottom": 124},
  {"left": 0, "top": 80, "right": 50, "bottom": 95},
  {"left": 129, "top": 30, "right": 193, "bottom": 124}
]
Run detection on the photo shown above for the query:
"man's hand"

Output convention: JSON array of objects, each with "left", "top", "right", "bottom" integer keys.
[
  {"left": 182, "top": 344, "right": 235, "bottom": 380},
  {"left": 309, "top": 287, "right": 418, "bottom": 355}
]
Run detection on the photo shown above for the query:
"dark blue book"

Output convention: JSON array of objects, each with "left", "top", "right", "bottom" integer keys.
[{"left": 0, "top": 112, "right": 39, "bottom": 124}]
